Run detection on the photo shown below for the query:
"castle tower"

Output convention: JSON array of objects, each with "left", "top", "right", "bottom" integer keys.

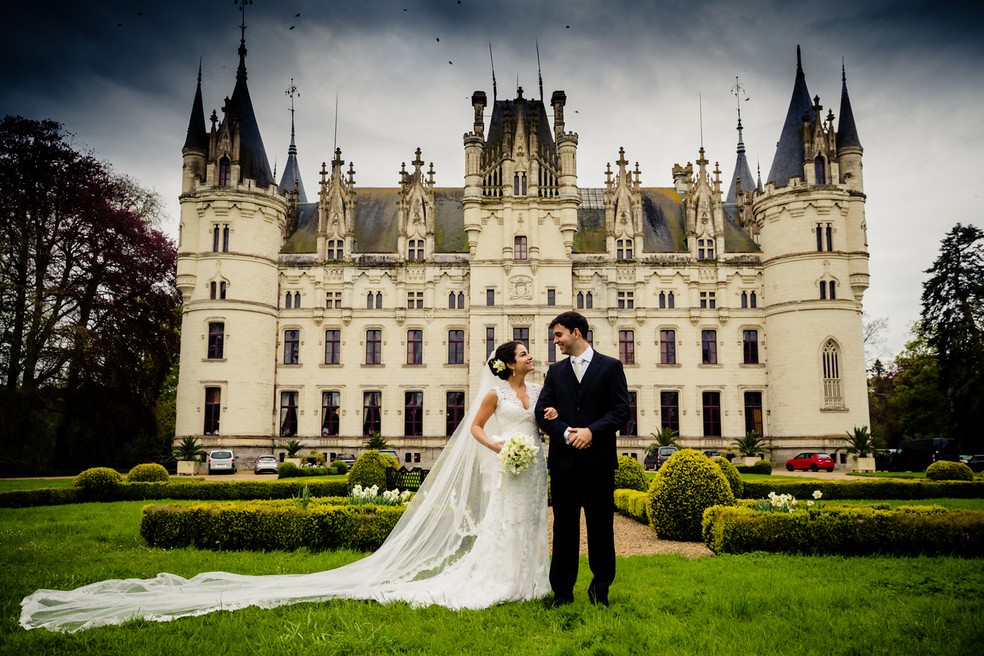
[
  {"left": 462, "top": 85, "right": 579, "bottom": 383},
  {"left": 753, "top": 47, "right": 870, "bottom": 447},
  {"left": 174, "top": 18, "right": 289, "bottom": 444}
]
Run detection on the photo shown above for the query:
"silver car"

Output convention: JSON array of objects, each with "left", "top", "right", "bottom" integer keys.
[
  {"left": 207, "top": 449, "right": 236, "bottom": 475},
  {"left": 254, "top": 455, "right": 279, "bottom": 475}
]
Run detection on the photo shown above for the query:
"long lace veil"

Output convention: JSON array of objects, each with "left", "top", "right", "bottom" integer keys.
[{"left": 21, "top": 364, "right": 503, "bottom": 632}]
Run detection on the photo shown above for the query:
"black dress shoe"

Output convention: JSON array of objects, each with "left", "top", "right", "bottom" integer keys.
[
  {"left": 587, "top": 582, "right": 609, "bottom": 608},
  {"left": 550, "top": 593, "right": 574, "bottom": 608}
]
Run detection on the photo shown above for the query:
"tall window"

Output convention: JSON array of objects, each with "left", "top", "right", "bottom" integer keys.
[
  {"left": 210, "top": 281, "right": 217, "bottom": 300},
  {"left": 699, "top": 291, "right": 716, "bottom": 309},
  {"left": 366, "top": 329, "right": 382, "bottom": 365},
  {"left": 408, "top": 239, "right": 424, "bottom": 260},
  {"left": 326, "top": 291, "right": 341, "bottom": 308},
  {"left": 283, "top": 329, "right": 300, "bottom": 364},
  {"left": 222, "top": 225, "right": 229, "bottom": 252},
  {"left": 623, "top": 391, "right": 638, "bottom": 436},
  {"left": 404, "top": 391, "right": 423, "bottom": 436},
  {"left": 407, "top": 291, "right": 423, "bottom": 309},
  {"left": 220, "top": 281, "right": 227, "bottom": 300},
  {"left": 816, "top": 223, "right": 833, "bottom": 251},
  {"left": 826, "top": 224, "right": 833, "bottom": 252},
  {"left": 547, "top": 288, "right": 556, "bottom": 306},
  {"left": 820, "top": 280, "right": 836, "bottom": 300},
  {"left": 485, "top": 327, "right": 495, "bottom": 358},
  {"left": 814, "top": 155, "right": 826, "bottom": 185},
  {"left": 659, "top": 291, "right": 676, "bottom": 309},
  {"left": 618, "top": 330, "right": 635, "bottom": 364},
  {"left": 321, "top": 391, "right": 340, "bottom": 436},
  {"left": 586, "top": 329, "right": 593, "bottom": 347},
  {"left": 285, "top": 292, "right": 293, "bottom": 309},
  {"left": 203, "top": 387, "right": 221, "bottom": 435},
  {"left": 741, "top": 291, "right": 748, "bottom": 309},
  {"left": 448, "top": 292, "right": 456, "bottom": 309},
  {"left": 446, "top": 391, "right": 465, "bottom": 436},
  {"left": 448, "top": 329, "right": 465, "bottom": 364},
  {"left": 327, "top": 239, "right": 343, "bottom": 259},
  {"left": 698, "top": 238, "right": 715, "bottom": 259},
  {"left": 659, "top": 329, "right": 676, "bottom": 365},
  {"left": 324, "top": 329, "right": 340, "bottom": 364},
  {"left": 743, "top": 329, "right": 759, "bottom": 364},
  {"left": 293, "top": 292, "right": 301, "bottom": 308},
  {"left": 744, "top": 391, "right": 763, "bottom": 436},
  {"left": 363, "top": 391, "right": 381, "bottom": 435},
  {"left": 820, "top": 281, "right": 827, "bottom": 300},
  {"left": 513, "top": 327, "right": 529, "bottom": 349},
  {"left": 375, "top": 292, "right": 383, "bottom": 309},
  {"left": 660, "top": 391, "right": 680, "bottom": 432},
  {"left": 514, "top": 235, "right": 528, "bottom": 260},
  {"left": 617, "top": 238, "right": 633, "bottom": 260},
  {"left": 585, "top": 292, "right": 593, "bottom": 309},
  {"left": 546, "top": 327, "right": 557, "bottom": 363},
  {"left": 457, "top": 292, "right": 465, "bottom": 309},
  {"left": 822, "top": 339, "right": 843, "bottom": 408},
  {"left": 366, "top": 292, "right": 374, "bottom": 309},
  {"left": 702, "top": 391, "right": 722, "bottom": 437},
  {"left": 407, "top": 329, "right": 423, "bottom": 365},
  {"left": 576, "top": 292, "right": 584, "bottom": 309},
  {"left": 701, "top": 329, "right": 718, "bottom": 364},
  {"left": 212, "top": 225, "right": 220, "bottom": 252},
  {"left": 816, "top": 224, "right": 824, "bottom": 252},
  {"left": 218, "top": 157, "right": 231, "bottom": 187},
  {"left": 829, "top": 280, "right": 836, "bottom": 299},
  {"left": 207, "top": 322, "right": 224, "bottom": 359},
  {"left": 617, "top": 291, "right": 634, "bottom": 310},
  {"left": 486, "top": 288, "right": 495, "bottom": 306},
  {"left": 280, "top": 391, "right": 298, "bottom": 437}
]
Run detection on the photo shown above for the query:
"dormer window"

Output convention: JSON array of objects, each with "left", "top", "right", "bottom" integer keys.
[
  {"left": 617, "top": 238, "right": 633, "bottom": 260},
  {"left": 218, "top": 157, "right": 231, "bottom": 187},
  {"left": 814, "top": 155, "right": 826, "bottom": 185},
  {"left": 698, "top": 238, "right": 715, "bottom": 260},
  {"left": 408, "top": 239, "right": 424, "bottom": 261}
]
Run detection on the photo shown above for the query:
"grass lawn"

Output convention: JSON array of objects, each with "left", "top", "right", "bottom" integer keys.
[{"left": 2, "top": 501, "right": 982, "bottom": 655}]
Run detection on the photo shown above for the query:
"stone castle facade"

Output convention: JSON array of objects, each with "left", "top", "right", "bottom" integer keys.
[{"left": 174, "top": 35, "right": 870, "bottom": 469}]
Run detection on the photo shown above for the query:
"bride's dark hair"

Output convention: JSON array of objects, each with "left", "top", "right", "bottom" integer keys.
[{"left": 488, "top": 341, "right": 523, "bottom": 380}]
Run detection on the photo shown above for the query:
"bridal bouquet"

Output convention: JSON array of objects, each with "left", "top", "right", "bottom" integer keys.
[{"left": 498, "top": 432, "right": 539, "bottom": 475}]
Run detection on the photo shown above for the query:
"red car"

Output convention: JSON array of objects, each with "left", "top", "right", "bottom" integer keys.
[{"left": 785, "top": 452, "right": 835, "bottom": 472}]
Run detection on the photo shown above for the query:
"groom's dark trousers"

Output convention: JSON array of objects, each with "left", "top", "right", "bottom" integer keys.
[{"left": 535, "top": 351, "right": 630, "bottom": 602}]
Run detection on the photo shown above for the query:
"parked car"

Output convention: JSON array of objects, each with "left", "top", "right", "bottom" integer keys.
[
  {"left": 785, "top": 452, "right": 835, "bottom": 472},
  {"left": 703, "top": 450, "right": 724, "bottom": 459},
  {"left": 378, "top": 449, "right": 400, "bottom": 465},
  {"left": 890, "top": 438, "right": 960, "bottom": 472},
  {"left": 207, "top": 449, "right": 236, "bottom": 475},
  {"left": 253, "top": 455, "right": 279, "bottom": 475},
  {"left": 966, "top": 455, "right": 984, "bottom": 473},
  {"left": 333, "top": 453, "right": 357, "bottom": 468},
  {"left": 644, "top": 446, "right": 678, "bottom": 470}
]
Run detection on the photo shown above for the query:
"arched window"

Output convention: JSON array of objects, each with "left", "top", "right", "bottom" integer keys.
[
  {"left": 222, "top": 225, "right": 230, "bottom": 252},
  {"left": 285, "top": 292, "right": 293, "bottom": 309},
  {"left": 576, "top": 292, "right": 584, "bottom": 309},
  {"left": 457, "top": 292, "right": 465, "bottom": 309},
  {"left": 829, "top": 280, "right": 836, "bottom": 300},
  {"left": 218, "top": 157, "right": 231, "bottom": 187},
  {"left": 814, "top": 155, "right": 826, "bottom": 185},
  {"left": 375, "top": 292, "right": 383, "bottom": 309},
  {"left": 585, "top": 292, "right": 593, "bottom": 309},
  {"left": 667, "top": 292, "right": 675, "bottom": 309},
  {"left": 659, "top": 292, "right": 666, "bottom": 309},
  {"left": 750, "top": 291, "right": 757, "bottom": 308},
  {"left": 219, "top": 281, "right": 227, "bottom": 300},
  {"left": 366, "top": 292, "right": 374, "bottom": 309},
  {"left": 822, "top": 339, "right": 843, "bottom": 408},
  {"left": 293, "top": 292, "right": 301, "bottom": 308},
  {"left": 210, "top": 281, "right": 217, "bottom": 300},
  {"left": 449, "top": 292, "right": 456, "bottom": 309},
  {"left": 212, "top": 225, "right": 220, "bottom": 252},
  {"left": 741, "top": 291, "right": 748, "bottom": 309},
  {"left": 819, "top": 281, "right": 827, "bottom": 300}
]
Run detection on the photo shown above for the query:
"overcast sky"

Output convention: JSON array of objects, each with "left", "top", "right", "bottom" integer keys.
[{"left": 3, "top": 0, "right": 983, "bottom": 360}]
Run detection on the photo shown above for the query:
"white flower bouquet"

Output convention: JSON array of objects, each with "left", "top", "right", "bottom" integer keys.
[{"left": 498, "top": 432, "right": 539, "bottom": 475}]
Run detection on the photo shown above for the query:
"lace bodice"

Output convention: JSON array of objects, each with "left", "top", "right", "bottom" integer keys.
[{"left": 493, "top": 382, "right": 542, "bottom": 438}]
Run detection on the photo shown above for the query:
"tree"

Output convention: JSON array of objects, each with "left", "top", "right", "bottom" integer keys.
[
  {"left": 0, "top": 116, "right": 180, "bottom": 473},
  {"left": 921, "top": 223, "right": 984, "bottom": 452},
  {"left": 890, "top": 329, "right": 953, "bottom": 443},
  {"left": 366, "top": 432, "right": 389, "bottom": 450},
  {"left": 863, "top": 313, "right": 889, "bottom": 370},
  {"left": 732, "top": 431, "right": 767, "bottom": 458},
  {"left": 647, "top": 427, "right": 680, "bottom": 453},
  {"left": 843, "top": 426, "right": 879, "bottom": 458}
]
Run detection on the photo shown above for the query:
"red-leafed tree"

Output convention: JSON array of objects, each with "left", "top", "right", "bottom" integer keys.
[{"left": 0, "top": 116, "right": 180, "bottom": 473}]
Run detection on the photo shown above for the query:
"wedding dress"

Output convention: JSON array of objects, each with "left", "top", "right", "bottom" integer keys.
[{"left": 20, "top": 367, "right": 549, "bottom": 632}]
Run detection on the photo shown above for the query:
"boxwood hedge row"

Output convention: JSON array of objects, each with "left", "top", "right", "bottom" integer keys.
[
  {"left": 140, "top": 499, "right": 405, "bottom": 552},
  {"left": 702, "top": 504, "right": 984, "bottom": 557},
  {"left": 742, "top": 479, "right": 984, "bottom": 500}
]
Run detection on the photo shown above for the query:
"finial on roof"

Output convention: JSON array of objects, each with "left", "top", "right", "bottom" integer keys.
[
  {"left": 489, "top": 42, "right": 498, "bottom": 102},
  {"left": 236, "top": 0, "right": 252, "bottom": 82},
  {"left": 536, "top": 39, "right": 544, "bottom": 101},
  {"left": 796, "top": 44, "right": 802, "bottom": 71},
  {"left": 731, "top": 75, "right": 750, "bottom": 154},
  {"left": 285, "top": 77, "right": 300, "bottom": 154}
]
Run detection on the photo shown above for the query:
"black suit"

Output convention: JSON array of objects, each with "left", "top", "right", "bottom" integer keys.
[{"left": 535, "top": 350, "right": 630, "bottom": 602}]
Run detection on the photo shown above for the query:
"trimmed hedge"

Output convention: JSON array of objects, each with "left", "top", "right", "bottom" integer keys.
[
  {"left": 702, "top": 504, "right": 984, "bottom": 557},
  {"left": 140, "top": 499, "right": 405, "bottom": 552},
  {"left": 127, "top": 463, "right": 170, "bottom": 482},
  {"left": 648, "top": 449, "right": 735, "bottom": 541},
  {"left": 348, "top": 450, "right": 398, "bottom": 491},
  {"left": 713, "top": 457, "right": 744, "bottom": 497},
  {"left": 743, "top": 478, "right": 984, "bottom": 500},
  {"left": 926, "top": 460, "right": 974, "bottom": 482},
  {"left": 614, "top": 456, "right": 648, "bottom": 492},
  {"left": 73, "top": 467, "right": 123, "bottom": 501},
  {"left": 278, "top": 464, "right": 331, "bottom": 478},
  {"left": 735, "top": 460, "right": 773, "bottom": 475},
  {"left": 0, "top": 479, "right": 350, "bottom": 508},
  {"left": 614, "top": 489, "right": 649, "bottom": 524}
]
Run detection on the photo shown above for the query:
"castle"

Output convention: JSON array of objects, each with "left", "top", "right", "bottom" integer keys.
[{"left": 174, "top": 29, "right": 870, "bottom": 469}]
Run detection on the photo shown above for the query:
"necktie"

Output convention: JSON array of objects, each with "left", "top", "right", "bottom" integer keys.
[{"left": 573, "top": 357, "right": 584, "bottom": 382}]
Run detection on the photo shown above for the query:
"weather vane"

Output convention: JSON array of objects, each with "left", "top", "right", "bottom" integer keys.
[
  {"left": 731, "top": 75, "right": 750, "bottom": 127},
  {"left": 285, "top": 78, "right": 300, "bottom": 116}
]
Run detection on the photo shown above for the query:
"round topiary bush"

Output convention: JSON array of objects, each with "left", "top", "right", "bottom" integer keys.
[
  {"left": 925, "top": 460, "right": 974, "bottom": 482},
  {"left": 614, "top": 455, "right": 648, "bottom": 492},
  {"left": 73, "top": 467, "right": 123, "bottom": 501},
  {"left": 278, "top": 461, "right": 299, "bottom": 478},
  {"left": 348, "top": 450, "right": 398, "bottom": 491},
  {"left": 127, "top": 463, "right": 170, "bottom": 482},
  {"left": 752, "top": 459, "right": 773, "bottom": 475},
  {"left": 712, "top": 456, "right": 744, "bottom": 497},
  {"left": 329, "top": 459, "right": 349, "bottom": 475},
  {"left": 648, "top": 449, "right": 735, "bottom": 541}
]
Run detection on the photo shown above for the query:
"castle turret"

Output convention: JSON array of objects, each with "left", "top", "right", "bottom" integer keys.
[
  {"left": 278, "top": 78, "right": 307, "bottom": 203},
  {"left": 181, "top": 64, "right": 208, "bottom": 196},
  {"left": 836, "top": 63, "right": 864, "bottom": 193},
  {"left": 174, "top": 13, "right": 289, "bottom": 445},
  {"left": 753, "top": 47, "right": 870, "bottom": 449}
]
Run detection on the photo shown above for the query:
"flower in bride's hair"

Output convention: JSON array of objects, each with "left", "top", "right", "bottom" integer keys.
[{"left": 489, "top": 358, "right": 506, "bottom": 373}]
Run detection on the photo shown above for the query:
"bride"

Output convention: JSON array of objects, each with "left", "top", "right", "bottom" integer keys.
[{"left": 21, "top": 341, "right": 551, "bottom": 632}]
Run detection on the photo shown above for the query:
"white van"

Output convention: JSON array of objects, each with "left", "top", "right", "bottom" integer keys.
[{"left": 207, "top": 449, "right": 236, "bottom": 475}]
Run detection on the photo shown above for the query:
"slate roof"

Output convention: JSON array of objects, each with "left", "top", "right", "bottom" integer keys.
[
  {"left": 836, "top": 67, "right": 862, "bottom": 151},
  {"left": 766, "top": 47, "right": 814, "bottom": 189},
  {"left": 226, "top": 40, "right": 274, "bottom": 189}
]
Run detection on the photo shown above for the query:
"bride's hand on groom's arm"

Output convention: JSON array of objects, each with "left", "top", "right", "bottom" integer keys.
[{"left": 543, "top": 407, "right": 558, "bottom": 421}]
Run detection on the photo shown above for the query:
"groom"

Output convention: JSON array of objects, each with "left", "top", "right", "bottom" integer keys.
[{"left": 535, "top": 311, "right": 630, "bottom": 608}]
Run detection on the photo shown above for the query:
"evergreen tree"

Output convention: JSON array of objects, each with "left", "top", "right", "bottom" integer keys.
[{"left": 921, "top": 223, "right": 984, "bottom": 452}]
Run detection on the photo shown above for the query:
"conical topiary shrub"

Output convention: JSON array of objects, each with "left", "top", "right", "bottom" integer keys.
[{"left": 648, "top": 449, "right": 735, "bottom": 541}]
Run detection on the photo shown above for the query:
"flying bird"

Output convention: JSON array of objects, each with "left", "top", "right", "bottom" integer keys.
[
  {"left": 290, "top": 25, "right": 295, "bottom": 30},
  {"left": 295, "top": 12, "right": 301, "bottom": 17},
  {"left": 436, "top": 37, "right": 440, "bottom": 42}
]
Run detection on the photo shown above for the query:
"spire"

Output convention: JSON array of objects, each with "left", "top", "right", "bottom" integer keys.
[
  {"left": 836, "top": 60, "right": 862, "bottom": 151},
  {"left": 183, "top": 60, "right": 208, "bottom": 152},
  {"left": 223, "top": 0, "right": 274, "bottom": 188},
  {"left": 725, "top": 76, "right": 755, "bottom": 215},
  {"left": 278, "top": 78, "right": 307, "bottom": 203},
  {"left": 766, "top": 45, "right": 814, "bottom": 188}
]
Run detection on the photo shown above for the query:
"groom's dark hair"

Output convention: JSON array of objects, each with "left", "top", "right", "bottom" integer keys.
[{"left": 549, "top": 311, "right": 589, "bottom": 338}]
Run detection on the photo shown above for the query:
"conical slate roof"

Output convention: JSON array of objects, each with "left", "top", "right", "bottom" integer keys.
[
  {"left": 183, "top": 65, "right": 208, "bottom": 152},
  {"left": 725, "top": 120, "right": 755, "bottom": 218},
  {"left": 836, "top": 64, "right": 862, "bottom": 151},
  {"left": 278, "top": 120, "right": 307, "bottom": 203},
  {"left": 226, "top": 37, "right": 274, "bottom": 189},
  {"left": 766, "top": 46, "right": 814, "bottom": 188}
]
